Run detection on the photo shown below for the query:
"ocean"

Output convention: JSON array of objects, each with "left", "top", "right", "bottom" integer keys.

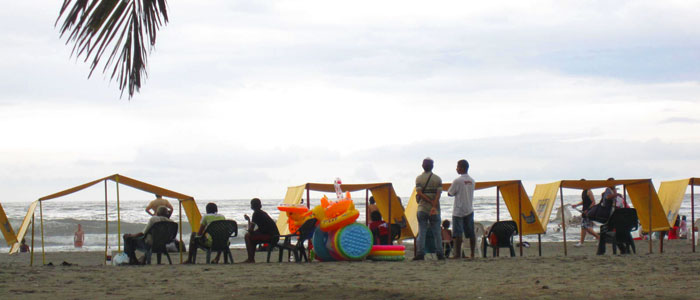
[{"left": 1, "top": 194, "right": 697, "bottom": 252}]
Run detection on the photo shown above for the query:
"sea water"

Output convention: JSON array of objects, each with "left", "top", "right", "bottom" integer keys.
[{"left": 1, "top": 194, "right": 697, "bottom": 252}]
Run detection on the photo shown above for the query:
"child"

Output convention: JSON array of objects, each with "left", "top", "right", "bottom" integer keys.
[
  {"left": 441, "top": 220, "right": 453, "bottom": 258},
  {"left": 679, "top": 216, "right": 688, "bottom": 239}
]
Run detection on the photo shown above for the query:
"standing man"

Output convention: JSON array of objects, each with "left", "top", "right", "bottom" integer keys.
[
  {"left": 414, "top": 158, "right": 444, "bottom": 260},
  {"left": 572, "top": 179, "right": 599, "bottom": 247},
  {"left": 447, "top": 159, "right": 476, "bottom": 258},
  {"left": 146, "top": 195, "right": 173, "bottom": 218},
  {"left": 243, "top": 198, "right": 279, "bottom": 263}
]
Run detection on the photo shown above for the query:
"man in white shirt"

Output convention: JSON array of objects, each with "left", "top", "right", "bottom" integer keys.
[{"left": 447, "top": 159, "right": 475, "bottom": 258}]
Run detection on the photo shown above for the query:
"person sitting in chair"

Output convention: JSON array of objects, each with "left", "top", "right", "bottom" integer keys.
[
  {"left": 369, "top": 210, "right": 389, "bottom": 245},
  {"left": 123, "top": 206, "right": 175, "bottom": 265},
  {"left": 243, "top": 198, "right": 279, "bottom": 263},
  {"left": 184, "top": 202, "right": 225, "bottom": 264}
]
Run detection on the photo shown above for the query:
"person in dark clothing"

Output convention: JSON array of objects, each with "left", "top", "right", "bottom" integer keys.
[
  {"left": 572, "top": 179, "right": 600, "bottom": 247},
  {"left": 369, "top": 210, "right": 389, "bottom": 245},
  {"left": 243, "top": 198, "right": 279, "bottom": 263}
]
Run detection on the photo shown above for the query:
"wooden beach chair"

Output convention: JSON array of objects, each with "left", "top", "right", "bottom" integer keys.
[
  {"left": 191, "top": 220, "right": 238, "bottom": 264},
  {"left": 143, "top": 221, "right": 178, "bottom": 265},
  {"left": 267, "top": 218, "right": 317, "bottom": 263}
]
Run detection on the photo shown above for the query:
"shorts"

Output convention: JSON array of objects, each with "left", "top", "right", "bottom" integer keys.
[
  {"left": 249, "top": 232, "right": 273, "bottom": 245},
  {"left": 581, "top": 217, "right": 593, "bottom": 229},
  {"left": 452, "top": 213, "right": 475, "bottom": 240}
]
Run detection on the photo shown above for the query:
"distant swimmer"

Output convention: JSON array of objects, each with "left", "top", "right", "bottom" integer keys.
[
  {"left": 74, "top": 224, "right": 85, "bottom": 248},
  {"left": 146, "top": 195, "right": 173, "bottom": 218}
]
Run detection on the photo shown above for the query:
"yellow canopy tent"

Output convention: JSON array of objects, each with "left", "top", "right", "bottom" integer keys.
[
  {"left": 406, "top": 180, "right": 547, "bottom": 256},
  {"left": 0, "top": 201, "right": 17, "bottom": 246},
  {"left": 276, "top": 183, "right": 413, "bottom": 240},
  {"left": 8, "top": 174, "right": 201, "bottom": 266},
  {"left": 551, "top": 179, "right": 662, "bottom": 255},
  {"left": 658, "top": 178, "right": 699, "bottom": 252}
]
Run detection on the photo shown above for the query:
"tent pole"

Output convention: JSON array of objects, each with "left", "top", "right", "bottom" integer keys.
[
  {"left": 388, "top": 186, "right": 392, "bottom": 245},
  {"left": 39, "top": 200, "right": 45, "bottom": 265},
  {"left": 105, "top": 180, "right": 109, "bottom": 264},
  {"left": 365, "top": 189, "right": 369, "bottom": 226},
  {"left": 116, "top": 178, "right": 121, "bottom": 252},
  {"left": 559, "top": 186, "right": 567, "bottom": 256},
  {"left": 306, "top": 186, "right": 310, "bottom": 210},
  {"left": 538, "top": 234, "right": 542, "bottom": 257},
  {"left": 179, "top": 200, "right": 183, "bottom": 264},
  {"left": 30, "top": 212, "right": 35, "bottom": 266},
  {"left": 518, "top": 183, "right": 523, "bottom": 257},
  {"left": 648, "top": 181, "right": 653, "bottom": 254},
  {"left": 496, "top": 186, "right": 500, "bottom": 222},
  {"left": 692, "top": 179, "right": 695, "bottom": 253}
]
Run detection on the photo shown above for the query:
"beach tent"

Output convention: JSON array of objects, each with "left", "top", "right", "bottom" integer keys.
[
  {"left": 8, "top": 174, "right": 201, "bottom": 265},
  {"left": 277, "top": 183, "right": 413, "bottom": 240},
  {"left": 406, "top": 180, "right": 551, "bottom": 256},
  {"left": 658, "top": 178, "right": 699, "bottom": 252},
  {"left": 0, "top": 201, "right": 17, "bottom": 245},
  {"left": 543, "top": 179, "right": 664, "bottom": 255}
]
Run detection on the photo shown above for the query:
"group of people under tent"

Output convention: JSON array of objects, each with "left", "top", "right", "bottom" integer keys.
[
  {"left": 99, "top": 158, "right": 694, "bottom": 264},
  {"left": 121, "top": 196, "right": 279, "bottom": 265}
]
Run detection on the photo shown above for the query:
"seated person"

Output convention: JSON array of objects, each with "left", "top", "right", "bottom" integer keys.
[
  {"left": 369, "top": 211, "right": 389, "bottom": 245},
  {"left": 368, "top": 196, "right": 379, "bottom": 215},
  {"left": 668, "top": 215, "right": 680, "bottom": 240},
  {"left": 19, "top": 238, "right": 30, "bottom": 253},
  {"left": 184, "top": 202, "right": 225, "bottom": 264},
  {"left": 146, "top": 195, "right": 173, "bottom": 218},
  {"left": 441, "top": 220, "right": 453, "bottom": 257},
  {"left": 123, "top": 206, "right": 174, "bottom": 265},
  {"left": 243, "top": 198, "right": 279, "bottom": 263}
]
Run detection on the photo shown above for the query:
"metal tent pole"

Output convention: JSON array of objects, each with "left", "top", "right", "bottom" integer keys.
[
  {"left": 30, "top": 213, "right": 35, "bottom": 266},
  {"left": 496, "top": 187, "right": 500, "bottom": 222},
  {"left": 538, "top": 234, "right": 542, "bottom": 257},
  {"left": 179, "top": 201, "right": 183, "bottom": 263},
  {"left": 105, "top": 180, "right": 109, "bottom": 264},
  {"left": 365, "top": 189, "right": 369, "bottom": 226},
  {"left": 306, "top": 185, "right": 310, "bottom": 209},
  {"left": 692, "top": 179, "right": 696, "bottom": 253},
  {"left": 560, "top": 185, "right": 567, "bottom": 256},
  {"left": 648, "top": 181, "right": 653, "bottom": 254},
  {"left": 40, "top": 200, "right": 45, "bottom": 265},
  {"left": 518, "top": 183, "right": 523, "bottom": 257},
  {"left": 116, "top": 178, "right": 121, "bottom": 252},
  {"left": 388, "top": 186, "right": 393, "bottom": 245}
]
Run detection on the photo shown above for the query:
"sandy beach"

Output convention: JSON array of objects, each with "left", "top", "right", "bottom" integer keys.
[{"left": 1, "top": 239, "right": 699, "bottom": 299}]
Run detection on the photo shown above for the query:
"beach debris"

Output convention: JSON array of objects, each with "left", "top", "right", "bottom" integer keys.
[{"left": 542, "top": 285, "right": 549, "bottom": 289}]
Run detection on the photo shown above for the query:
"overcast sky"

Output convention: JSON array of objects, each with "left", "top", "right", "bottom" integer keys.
[{"left": 1, "top": 0, "right": 699, "bottom": 202}]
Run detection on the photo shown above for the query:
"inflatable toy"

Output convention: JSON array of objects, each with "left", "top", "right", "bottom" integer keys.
[
  {"left": 368, "top": 255, "right": 405, "bottom": 261},
  {"left": 278, "top": 204, "right": 312, "bottom": 233},
  {"left": 368, "top": 250, "right": 405, "bottom": 256},
  {"left": 333, "top": 223, "right": 373, "bottom": 260},
  {"left": 312, "top": 227, "right": 335, "bottom": 262},
  {"left": 320, "top": 208, "right": 359, "bottom": 232}
]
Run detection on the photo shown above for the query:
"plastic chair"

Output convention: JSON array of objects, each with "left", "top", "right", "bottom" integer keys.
[
  {"left": 267, "top": 218, "right": 317, "bottom": 263},
  {"left": 191, "top": 220, "right": 238, "bottom": 264},
  {"left": 597, "top": 208, "right": 637, "bottom": 255},
  {"left": 482, "top": 221, "right": 518, "bottom": 257},
  {"left": 143, "top": 221, "right": 178, "bottom": 265}
]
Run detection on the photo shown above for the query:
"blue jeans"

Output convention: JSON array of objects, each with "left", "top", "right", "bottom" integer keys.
[{"left": 417, "top": 211, "right": 443, "bottom": 257}]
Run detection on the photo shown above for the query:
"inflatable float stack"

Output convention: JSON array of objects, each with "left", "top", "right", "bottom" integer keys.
[{"left": 278, "top": 179, "right": 406, "bottom": 262}]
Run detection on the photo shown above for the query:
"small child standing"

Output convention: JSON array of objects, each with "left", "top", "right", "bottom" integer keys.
[{"left": 441, "top": 220, "right": 453, "bottom": 258}]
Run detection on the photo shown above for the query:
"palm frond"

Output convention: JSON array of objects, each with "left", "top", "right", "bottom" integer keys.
[{"left": 56, "top": 0, "right": 169, "bottom": 99}]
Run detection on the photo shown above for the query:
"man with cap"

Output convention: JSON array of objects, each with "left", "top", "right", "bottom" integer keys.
[{"left": 414, "top": 158, "right": 444, "bottom": 260}]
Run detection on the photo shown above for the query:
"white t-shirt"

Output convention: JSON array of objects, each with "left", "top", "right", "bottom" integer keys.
[{"left": 448, "top": 173, "right": 475, "bottom": 217}]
